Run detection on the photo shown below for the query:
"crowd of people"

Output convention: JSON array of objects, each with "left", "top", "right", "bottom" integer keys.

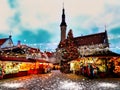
[{"left": 79, "top": 63, "right": 106, "bottom": 78}]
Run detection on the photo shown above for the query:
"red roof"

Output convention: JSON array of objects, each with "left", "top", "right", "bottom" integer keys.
[
  {"left": 0, "top": 38, "right": 8, "bottom": 45},
  {"left": 74, "top": 31, "right": 109, "bottom": 46},
  {"left": 19, "top": 45, "right": 40, "bottom": 53},
  {"left": 28, "top": 48, "right": 40, "bottom": 53},
  {"left": 0, "top": 56, "right": 36, "bottom": 62},
  {"left": 45, "top": 52, "right": 53, "bottom": 57},
  {"left": 0, "top": 56, "right": 50, "bottom": 63}
]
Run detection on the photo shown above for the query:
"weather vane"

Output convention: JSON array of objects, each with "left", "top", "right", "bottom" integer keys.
[{"left": 105, "top": 24, "right": 107, "bottom": 31}]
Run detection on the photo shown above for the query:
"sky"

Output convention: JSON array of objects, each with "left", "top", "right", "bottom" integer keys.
[{"left": 0, "top": 0, "right": 120, "bottom": 53}]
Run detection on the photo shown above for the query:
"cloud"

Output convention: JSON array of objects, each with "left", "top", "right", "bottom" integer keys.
[
  {"left": 0, "top": 0, "right": 15, "bottom": 34},
  {"left": 15, "top": 0, "right": 61, "bottom": 31}
]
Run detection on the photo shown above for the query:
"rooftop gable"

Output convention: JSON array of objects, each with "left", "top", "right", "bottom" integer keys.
[{"left": 0, "top": 38, "right": 8, "bottom": 46}]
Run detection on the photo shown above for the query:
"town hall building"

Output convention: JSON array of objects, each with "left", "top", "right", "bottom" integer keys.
[{"left": 56, "top": 7, "right": 119, "bottom": 62}]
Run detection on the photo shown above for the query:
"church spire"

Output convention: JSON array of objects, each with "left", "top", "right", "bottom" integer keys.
[
  {"left": 105, "top": 24, "right": 107, "bottom": 31},
  {"left": 60, "top": 3, "right": 67, "bottom": 42},
  {"left": 104, "top": 24, "right": 109, "bottom": 47},
  {"left": 60, "top": 3, "right": 67, "bottom": 27}
]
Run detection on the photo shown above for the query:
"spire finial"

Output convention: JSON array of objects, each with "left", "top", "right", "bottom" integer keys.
[
  {"left": 105, "top": 24, "right": 107, "bottom": 32},
  {"left": 9, "top": 31, "right": 12, "bottom": 38},
  {"left": 60, "top": 2, "right": 67, "bottom": 27},
  {"left": 10, "top": 31, "right": 12, "bottom": 36},
  {"left": 105, "top": 24, "right": 106, "bottom": 30},
  {"left": 63, "top": 2, "right": 64, "bottom": 9},
  {"left": 62, "top": 2, "right": 65, "bottom": 14}
]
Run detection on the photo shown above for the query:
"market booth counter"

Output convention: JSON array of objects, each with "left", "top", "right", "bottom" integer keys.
[
  {"left": 69, "top": 57, "right": 108, "bottom": 78},
  {"left": 0, "top": 56, "right": 53, "bottom": 79}
]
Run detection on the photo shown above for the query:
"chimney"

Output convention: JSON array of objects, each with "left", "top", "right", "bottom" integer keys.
[{"left": 17, "top": 40, "right": 21, "bottom": 47}]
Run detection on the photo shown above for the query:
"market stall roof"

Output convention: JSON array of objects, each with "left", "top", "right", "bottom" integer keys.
[
  {"left": 28, "top": 58, "right": 50, "bottom": 63},
  {"left": 85, "top": 50, "right": 120, "bottom": 57},
  {"left": 0, "top": 56, "right": 50, "bottom": 63},
  {"left": 37, "top": 59, "right": 50, "bottom": 63},
  {"left": 1, "top": 45, "right": 40, "bottom": 54},
  {"left": 1, "top": 46, "right": 25, "bottom": 54},
  {"left": 19, "top": 45, "right": 40, "bottom": 53},
  {"left": 0, "top": 56, "right": 36, "bottom": 62}
]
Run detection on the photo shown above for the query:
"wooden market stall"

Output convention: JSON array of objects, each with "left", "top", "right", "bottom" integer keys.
[
  {"left": 0, "top": 55, "right": 53, "bottom": 79},
  {"left": 69, "top": 50, "right": 120, "bottom": 78}
]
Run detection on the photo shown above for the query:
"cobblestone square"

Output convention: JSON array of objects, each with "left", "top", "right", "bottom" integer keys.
[{"left": 0, "top": 70, "right": 120, "bottom": 90}]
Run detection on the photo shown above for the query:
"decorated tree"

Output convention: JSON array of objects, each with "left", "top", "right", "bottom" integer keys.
[{"left": 61, "top": 29, "right": 79, "bottom": 61}]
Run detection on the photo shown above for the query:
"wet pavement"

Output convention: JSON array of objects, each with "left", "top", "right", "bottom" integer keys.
[{"left": 0, "top": 70, "right": 120, "bottom": 90}]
